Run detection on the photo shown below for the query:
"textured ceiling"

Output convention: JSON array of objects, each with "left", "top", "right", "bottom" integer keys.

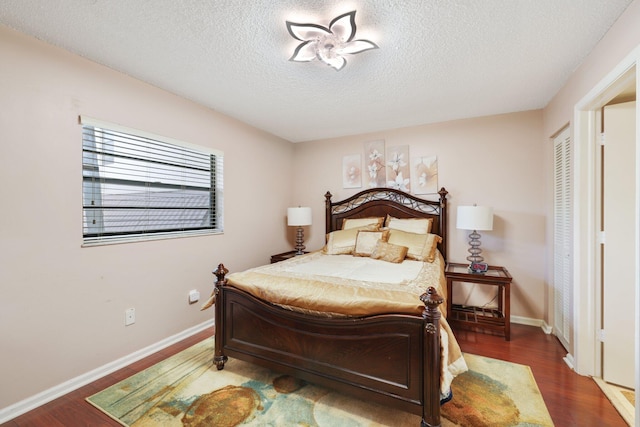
[{"left": 0, "top": 0, "right": 634, "bottom": 142}]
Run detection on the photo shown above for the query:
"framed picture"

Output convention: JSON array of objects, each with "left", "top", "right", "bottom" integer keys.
[
  {"left": 342, "top": 154, "right": 362, "bottom": 188},
  {"left": 413, "top": 155, "right": 438, "bottom": 195},
  {"left": 363, "top": 140, "right": 386, "bottom": 188},
  {"left": 386, "top": 145, "right": 410, "bottom": 192}
]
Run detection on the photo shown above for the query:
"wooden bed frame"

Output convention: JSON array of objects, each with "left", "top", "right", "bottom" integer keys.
[{"left": 212, "top": 187, "right": 449, "bottom": 427}]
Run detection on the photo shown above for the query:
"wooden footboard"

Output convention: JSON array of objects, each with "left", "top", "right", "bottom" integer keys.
[{"left": 212, "top": 264, "right": 444, "bottom": 427}]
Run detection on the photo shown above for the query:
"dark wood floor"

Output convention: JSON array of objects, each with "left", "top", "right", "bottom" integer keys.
[
  {"left": 1, "top": 324, "right": 627, "bottom": 426},
  {"left": 454, "top": 325, "right": 627, "bottom": 427}
]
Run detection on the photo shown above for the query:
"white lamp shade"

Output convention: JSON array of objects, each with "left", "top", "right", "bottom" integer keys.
[
  {"left": 287, "top": 207, "right": 312, "bottom": 226},
  {"left": 456, "top": 206, "right": 493, "bottom": 231}
]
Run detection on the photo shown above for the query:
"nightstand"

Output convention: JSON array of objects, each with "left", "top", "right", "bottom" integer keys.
[
  {"left": 445, "top": 262, "right": 513, "bottom": 340},
  {"left": 270, "top": 250, "right": 308, "bottom": 263}
]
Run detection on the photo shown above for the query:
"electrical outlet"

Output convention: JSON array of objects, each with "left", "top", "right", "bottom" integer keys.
[
  {"left": 125, "top": 308, "right": 135, "bottom": 326},
  {"left": 189, "top": 289, "right": 200, "bottom": 304}
]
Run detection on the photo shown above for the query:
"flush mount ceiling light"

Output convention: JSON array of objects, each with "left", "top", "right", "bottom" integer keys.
[{"left": 286, "top": 10, "right": 378, "bottom": 71}]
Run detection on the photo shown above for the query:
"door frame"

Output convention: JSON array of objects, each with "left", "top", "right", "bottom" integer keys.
[{"left": 572, "top": 46, "right": 639, "bottom": 414}]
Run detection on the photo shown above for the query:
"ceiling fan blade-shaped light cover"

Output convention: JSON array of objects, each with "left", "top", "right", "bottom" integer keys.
[
  {"left": 341, "top": 40, "right": 378, "bottom": 54},
  {"left": 287, "top": 23, "right": 332, "bottom": 41},
  {"left": 321, "top": 55, "right": 346, "bottom": 71},
  {"left": 328, "top": 11, "right": 357, "bottom": 42},
  {"left": 286, "top": 10, "right": 378, "bottom": 71},
  {"left": 289, "top": 40, "right": 316, "bottom": 62}
]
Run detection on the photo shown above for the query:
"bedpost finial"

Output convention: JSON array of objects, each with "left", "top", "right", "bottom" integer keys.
[
  {"left": 420, "top": 286, "right": 444, "bottom": 308},
  {"left": 325, "top": 191, "right": 333, "bottom": 201},
  {"left": 213, "top": 263, "right": 229, "bottom": 285}
]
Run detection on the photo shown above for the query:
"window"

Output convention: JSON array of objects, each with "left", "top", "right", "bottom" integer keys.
[{"left": 81, "top": 117, "right": 223, "bottom": 244}]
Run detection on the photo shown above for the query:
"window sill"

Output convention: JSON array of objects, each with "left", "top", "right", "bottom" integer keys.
[{"left": 82, "top": 229, "right": 223, "bottom": 247}]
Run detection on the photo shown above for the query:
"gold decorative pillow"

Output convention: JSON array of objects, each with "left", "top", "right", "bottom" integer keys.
[
  {"left": 370, "top": 240, "right": 409, "bottom": 263},
  {"left": 353, "top": 229, "right": 390, "bottom": 257},
  {"left": 388, "top": 229, "right": 442, "bottom": 262},
  {"left": 323, "top": 224, "right": 380, "bottom": 255},
  {"left": 341, "top": 217, "right": 384, "bottom": 230},
  {"left": 422, "top": 233, "right": 442, "bottom": 262},
  {"left": 385, "top": 215, "right": 433, "bottom": 234}
]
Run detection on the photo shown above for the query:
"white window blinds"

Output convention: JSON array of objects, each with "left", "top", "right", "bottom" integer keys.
[{"left": 81, "top": 117, "right": 223, "bottom": 244}]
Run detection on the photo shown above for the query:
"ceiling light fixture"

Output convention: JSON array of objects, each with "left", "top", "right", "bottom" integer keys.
[{"left": 286, "top": 11, "right": 378, "bottom": 71}]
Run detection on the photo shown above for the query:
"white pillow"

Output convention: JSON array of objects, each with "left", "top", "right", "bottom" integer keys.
[
  {"left": 385, "top": 215, "right": 433, "bottom": 234},
  {"left": 342, "top": 217, "right": 384, "bottom": 230}
]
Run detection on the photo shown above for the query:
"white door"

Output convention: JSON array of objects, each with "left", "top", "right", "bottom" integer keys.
[
  {"left": 553, "top": 127, "right": 572, "bottom": 351},
  {"left": 602, "top": 101, "right": 636, "bottom": 389}
]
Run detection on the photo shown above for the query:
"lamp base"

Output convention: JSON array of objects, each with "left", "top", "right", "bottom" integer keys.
[
  {"left": 466, "top": 229, "right": 485, "bottom": 263},
  {"left": 294, "top": 226, "right": 306, "bottom": 255}
]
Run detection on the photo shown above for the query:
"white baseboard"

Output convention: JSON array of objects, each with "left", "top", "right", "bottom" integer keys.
[
  {"left": 563, "top": 352, "right": 576, "bottom": 370},
  {"left": 511, "top": 315, "right": 552, "bottom": 334},
  {"left": 0, "top": 319, "right": 214, "bottom": 424}
]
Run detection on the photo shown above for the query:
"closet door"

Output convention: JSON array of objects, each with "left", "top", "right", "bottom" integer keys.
[
  {"left": 553, "top": 127, "right": 573, "bottom": 350},
  {"left": 601, "top": 101, "right": 636, "bottom": 389}
]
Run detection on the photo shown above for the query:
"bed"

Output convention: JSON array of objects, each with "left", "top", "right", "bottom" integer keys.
[{"left": 208, "top": 187, "right": 466, "bottom": 427}]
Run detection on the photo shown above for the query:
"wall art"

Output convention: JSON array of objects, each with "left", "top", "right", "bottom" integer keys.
[
  {"left": 363, "top": 140, "right": 386, "bottom": 188},
  {"left": 412, "top": 155, "right": 438, "bottom": 194},
  {"left": 342, "top": 154, "right": 362, "bottom": 188},
  {"left": 386, "top": 145, "right": 410, "bottom": 192}
]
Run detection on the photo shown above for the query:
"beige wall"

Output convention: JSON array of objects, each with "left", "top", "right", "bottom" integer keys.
[
  {"left": 540, "top": 0, "right": 640, "bottom": 362},
  {"left": 0, "top": 25, "right": 294, "bottom": 409},
  {"left": 292, "top": 110, "right": 546, "bottom": 321},
  {"left": 543, "top": 0, "right": 640, "bottom": 137}
]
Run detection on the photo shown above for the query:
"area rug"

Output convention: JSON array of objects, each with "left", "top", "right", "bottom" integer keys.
[
  {"left": 87, "top": 338, "right": 553, "bottom": 426},
  {"left": 594, "top": 377, "right": 635, "bottom": 426}
]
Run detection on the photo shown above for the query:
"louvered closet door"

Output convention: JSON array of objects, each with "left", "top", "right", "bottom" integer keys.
[{"left": 553, "top": 127, "right": 573, "bottom": 351}]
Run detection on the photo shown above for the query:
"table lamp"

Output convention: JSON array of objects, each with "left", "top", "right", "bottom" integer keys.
[
  {"left": 456, "top": 205, "right": 493, "bottom": 273},
  {"left": 287, "top": 207, "right": 312, "bottom": 255}
]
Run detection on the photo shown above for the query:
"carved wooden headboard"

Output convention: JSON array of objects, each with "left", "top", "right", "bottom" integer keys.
[{"left": 324, "top": 187, "right": 449, "bottom": 261}]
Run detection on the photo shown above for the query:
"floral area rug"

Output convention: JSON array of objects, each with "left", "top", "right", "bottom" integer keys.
[
  {"left": 87, "top": 338, "right": 553, "bottom": 426},
  {"left": 595, "top": 378, "right": 635, "bottom": 426}
]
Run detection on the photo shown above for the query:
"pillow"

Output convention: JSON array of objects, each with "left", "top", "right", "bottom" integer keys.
[
  {"left": 323, "top": 224, "right": 380, "bottom": 255},
  {"left": 353, "top": 229, "right": 390, "bottom": 257},
  {"left": 370, "top": 240, "right": 409, "bottom": 263},
  {"left": 385, "top": 215, "right": 433, "bottom": 234},
  {"left": 421, "top": 233, "right": 442, "bottom": 263},
  {"left": 342, "top": 217, "right": 384, "bottom": 230},
  {"left": 388, "top": 229, "right": 442, "bottom": 262}
]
